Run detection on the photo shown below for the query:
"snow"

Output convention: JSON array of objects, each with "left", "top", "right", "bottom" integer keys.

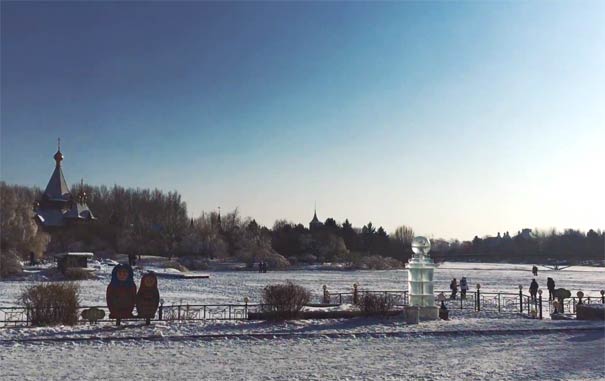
[
  {"left": 1, "top": 262, "right": 604, "bottom": 380},
  {"left": 1, "top": 316, "right": 603, "bottom": 381},
  {"left": 2, "top": 262, "right": 603, "bottom": 307}
]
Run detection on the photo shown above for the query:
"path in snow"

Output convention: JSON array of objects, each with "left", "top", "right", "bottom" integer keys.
[{"left": 2, "top": 329, "right": 603, "bottom": 380}]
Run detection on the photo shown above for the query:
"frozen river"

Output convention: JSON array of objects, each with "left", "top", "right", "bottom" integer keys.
[{"left": 1, "top": 262, "right": 604, "bottom": 307}]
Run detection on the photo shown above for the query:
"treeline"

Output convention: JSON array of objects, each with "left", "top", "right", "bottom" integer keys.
[
  {"left": 0, "top": 182, "right": 413, "bottom": 269},
  {"left": 1, "top": 182, "right": 602, "bottom": 269},
  {"left": 441, "top": 229, "right": 604, "bottom": 263}
]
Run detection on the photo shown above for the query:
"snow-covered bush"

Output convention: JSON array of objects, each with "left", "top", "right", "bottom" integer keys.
[
  {"left": 261, "top": 281, "right": 311, "bottom": 319},
  {"left": 19, "top": 282, "right": 80, "bottom": 326},
  {"left": 356, "top": 292, "right": 396, "bottom": 315}
]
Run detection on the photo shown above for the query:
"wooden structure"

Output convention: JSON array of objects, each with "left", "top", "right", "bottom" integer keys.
[{"left": 54, "top": 252, "right": 94, "bottom": 274}]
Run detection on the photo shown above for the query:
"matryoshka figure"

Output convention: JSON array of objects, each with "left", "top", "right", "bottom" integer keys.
[
  {"left": 106, "top": 264, "right": 137, "bottom": 322},
  {"left": 136, "top": 272, "right": 160, "bottom": 324}
]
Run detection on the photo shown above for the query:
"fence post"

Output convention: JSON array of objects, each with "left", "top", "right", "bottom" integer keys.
[
  {"left": 203, "top": 305, "right": 206, "bottom": 320},
  {"left": 476, "top": 284, "right": 481, "bottom": 312},
  {"left": 518, "top": 285, "right": 523, "bottom": 314},
  {"left": 229, "top": 305, "right": 232, "bottom": 320},
  {"left": 538, "top": 290, "right": 543, "bottom": 320},
  {"left": 244, "top": 297, "right": 249, "bottom": 319},
  {"left": 339, "top": 293, "right": 342, "bottom": 305}
]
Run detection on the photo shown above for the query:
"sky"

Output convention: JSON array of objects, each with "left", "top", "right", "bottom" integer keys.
[{"left": 1, "top": 1, "right": 604, "bottom": 240}]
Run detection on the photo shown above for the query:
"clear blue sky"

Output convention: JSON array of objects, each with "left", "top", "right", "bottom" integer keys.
[{"left": 1, "top": 2, "right": 603, "bottom": 240}]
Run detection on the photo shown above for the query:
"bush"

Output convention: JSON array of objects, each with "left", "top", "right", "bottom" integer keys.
[
  {"left": 0, "top": 249, "right": 23, "bottom": 277},
  {"left": 261, "top": 281, "right": 311, "bottom": 319},
  {"left": 19, "top": 282, "right": 80, "bottom": 326},
  {"left": 355, "top": 292, "right": 396, "bottom": 316},
  {"left": 64, "top": 268, "right": 95, "bottom": 280}
]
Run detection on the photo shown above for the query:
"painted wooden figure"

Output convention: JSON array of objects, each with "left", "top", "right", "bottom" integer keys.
[
  {"left": 106, "top": 264, "right": 137, "bottom": 324},
  {"left": 136, "top": 272, "right": 160, "bottom": 325}
]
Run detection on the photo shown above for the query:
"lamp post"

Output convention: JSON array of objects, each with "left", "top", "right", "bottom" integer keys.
[
  {"left": 322, "top": 285, "right": 330, "bottom": 304},
  {"left": 476, "top": 283, "right": 481, "bottom": 312},
  {"left": 518, "top": 285, "right": 523, "bottom": 314},
  {"left": 538, "top": 289, "right": 543, "bottom": 319}
]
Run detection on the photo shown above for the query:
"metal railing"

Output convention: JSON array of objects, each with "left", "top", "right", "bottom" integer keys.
[{"left": 2, "top": 289, "right": 602, "bottom": 327}]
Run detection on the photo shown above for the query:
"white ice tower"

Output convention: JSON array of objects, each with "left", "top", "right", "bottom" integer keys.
[{"left": 407, "top": 236, "right": 439, "bottom": 320}]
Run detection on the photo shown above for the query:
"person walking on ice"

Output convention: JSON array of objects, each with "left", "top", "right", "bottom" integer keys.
[
  {"left": 460, "top": 277, "right": 468, "bottom": 300},
  {"left": 529, "top": 279, "right": 539, "bottom": 301},
  {"left": 450, "top": 278, "right": 458, "bottom": 300},
  {"left": 547, "top": 277, "right": 556, "bottom": 301}
]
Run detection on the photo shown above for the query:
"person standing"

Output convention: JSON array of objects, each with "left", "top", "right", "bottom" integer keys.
[
  {"left": 450, "top": 278, "right": 458, "bottom": 300},
  {"left": 460, "top": 277, "right": 468, "bottom": 300},
  {"left": 547, "top": 277, "right": 556, "bottom": 301},
  {"left": 532, "top": 265, "right": 538, "bottom": 276},
  {"left": 529, "top": 279, "right": 539, "bottom": 300}
]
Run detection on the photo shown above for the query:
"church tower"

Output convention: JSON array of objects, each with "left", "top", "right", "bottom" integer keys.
[{"left": 34, "top": 140, "right": 95, "bottom": 230}]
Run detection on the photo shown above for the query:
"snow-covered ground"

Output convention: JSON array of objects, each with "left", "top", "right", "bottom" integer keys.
[
  {"left": 1, "top": 313, "right": 603, "bottom": 381},
  {"left": 2, "top": 262, "right": 603, "bottom": 307},
  {"left": 1, "top": 262, "right": 604, "bottom": 380}
]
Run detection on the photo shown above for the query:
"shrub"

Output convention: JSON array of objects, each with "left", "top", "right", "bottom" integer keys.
[
  {"left": 64, "top": 268, "right": 95, "bottom": 280},
  {"left": 261, "top": 281, "right": 311, "bottom": 319},
  {"left": 355, "top": 292, "right": 396, "bottom": 316},
  {"left": 19, "top": 282, "right": 80, "bottom": 326},
  {"left": 0, "top": 249, "right": 23, "bottom": 277}
]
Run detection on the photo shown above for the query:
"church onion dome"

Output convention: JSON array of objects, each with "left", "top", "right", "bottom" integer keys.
[{"left": 53, "top": 149, "right": 64, "bottom": 164}]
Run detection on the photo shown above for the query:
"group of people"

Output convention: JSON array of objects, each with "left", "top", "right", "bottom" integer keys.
[
  {"left": 447, "top": 266, "right": 559, "bottom": 303},
  {"left": 529, "top": 269, "right": 557, "bottom": 302},
  {"left": 258, "top": 261, "right": 269, "bottom": 273},
  {"left": 449, "top": 277, "right": 469, "bottom": 300}
]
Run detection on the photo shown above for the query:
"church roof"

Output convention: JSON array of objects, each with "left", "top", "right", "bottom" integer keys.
[
  {"left": 309, "top": 209, "right": 323, "bottom": 228},
  {"left": 43, "top": 163, "right": 71, "bottom": 201},
  {"left": 43, "top": 145, "right": 71, "bottom": 202},
  {"left": 64, "top": 201, "right": 95, "bottom": 221}
]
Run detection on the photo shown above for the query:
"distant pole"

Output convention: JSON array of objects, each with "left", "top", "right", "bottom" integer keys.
[
  {"left": 518, "top": 285, "right": 523, "bottom": 314},
  {"left": 538, "top": 289, "right": 543, "bottom": 320},
  {"left": 476, "top": 284, "right": 481, "bottom": 312}
]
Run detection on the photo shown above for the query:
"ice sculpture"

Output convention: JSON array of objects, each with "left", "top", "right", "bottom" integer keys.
[{"left": 407, "top": 236, "right": 438, "bottom": 320}]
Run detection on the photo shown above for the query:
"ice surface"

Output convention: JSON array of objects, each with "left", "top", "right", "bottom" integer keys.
[{"left": 1, "top": 262, "right": 603, "bottom": 307}]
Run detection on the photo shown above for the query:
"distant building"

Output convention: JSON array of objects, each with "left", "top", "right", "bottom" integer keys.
[
  {"left": 309, "top": 208, "right": 323, "bottom": 230},
  {"left": 518, "top": 228, "right": 533, "bottom": 239},
  {"left": 33, "top": 142, "right": 95, "bottom": 230}
]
